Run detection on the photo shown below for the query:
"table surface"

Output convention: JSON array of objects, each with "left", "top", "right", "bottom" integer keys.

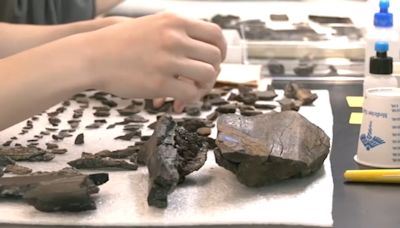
[{"left": 272, "top": 80, "right": 400, "bottom": 228}]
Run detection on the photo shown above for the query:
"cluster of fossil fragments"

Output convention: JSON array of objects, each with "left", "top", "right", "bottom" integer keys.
[{"left": 0, "top": 82, "right": 330, "bottom": 211}]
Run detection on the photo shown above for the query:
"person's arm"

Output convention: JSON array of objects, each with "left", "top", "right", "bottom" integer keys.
[
  {"left": 0, "top": 12, "right": 226, "bottom": 131},
  {"left": 95, "top": 0, "right": 123, "bottom": 15},
  {"left": 0, "top": 16, "right": 128, "bottom": 58}
]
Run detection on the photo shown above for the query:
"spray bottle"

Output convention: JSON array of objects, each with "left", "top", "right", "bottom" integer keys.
[
  {"left": 363, "top": 41, "right": 397, "bottom": 96},
  {"left": 365, "top": 0, "right": 399, "bottom": 75}
]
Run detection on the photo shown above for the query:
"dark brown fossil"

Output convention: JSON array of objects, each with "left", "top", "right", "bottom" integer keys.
[
  {"left": 48, "top": 117, "right": 61, "bottom": 126},
  {"left": 75, "top": 133, "right": 84, "bottom": 145},
  {"left": 208, "top": 97, "right": 228, "bottom": 106},
  {"left": 255, "top": 90, "right": 278, "bottom": 101},
  {"left": 93, "top": 106, "right": 110, "bottom": 112},
  {"left": 278, "top": 98, "right": 302, "bottom": 111},
  {"left": 240, "top": 110, "right": 263, "bottom": 116},
  {"left": 46, "top": 143, "right": 58, "bottom": 150},
  {"left": 144, "top": 99, "right": 173, "bottom": 114},
  {"left": 93, "top": 110, "right": 110, "bottom": 117},
  {"left": 144, "top": 115, "right": 208, "bottom": 208},
  {"left": 284, "top": 82, "right": 318, "bottom": 105},
  {"left": 216, "top": 104, "right": 237, "bottom": 114},
  {"left": 4, "top": 164, "right": 32, "bottom": 175},
  {"left": 254, "top": 102, "right": 277, "bottom": 110},
  {"left": 68, "top": 153, "right": 138, "bottom": 170},
  {"left": 95, "top": 119, "right": 107, "bottom": 123},
  {"left": 123, "top": 124, "right": 143, "bottom": 132},
  {"left": 114, "top": 131, "right": 141, "bottom": 141},
  {"left": 124, "top": 115, "right": 149, "bottom": 123},
  {"left": 86, "top": 122, "right": 103, "bottom": 129},
  {"left": 101, "top": 99, "right": 118, "bottom": 108},
  {"left": 2, "top": 141, "right": 12, "bottom": 147},
  {"left": 214, "top": 112, "right": 330, "bottom": 187},
  {"left": 23, "top": 173, "right": 108, "bottom": 212},
  {"left": 51, "top": 148, "right": 68, "bottom": 155},
  {"left": 94, "top": 146, "right": 140, "bottom": 159},
  {"left": 31, "top": 116, "right": 39, "bottom": 121},
  {"left": 0, "top": 147, "right": 54, "bottom": 162},
  {"left": 62, "top": 100, "right": 71, "bottom": 106},
  {"left": 266, "top": 60, "right": 285, "bottom": 76},
  {"left": 117, "top": 105, "right": 141, "bottom": 116},
  {"left": 206, "top": 111, "right": 219, "bottom": 121}
]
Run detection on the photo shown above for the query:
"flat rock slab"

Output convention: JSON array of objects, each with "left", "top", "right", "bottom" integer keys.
[{"left": 215, "top": 111, "right": 330, "bottom": 187}]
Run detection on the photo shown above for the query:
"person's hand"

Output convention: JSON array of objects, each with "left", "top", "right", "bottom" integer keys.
[{"left": 82, "top": 12, "right": 226, "bottom": 111}]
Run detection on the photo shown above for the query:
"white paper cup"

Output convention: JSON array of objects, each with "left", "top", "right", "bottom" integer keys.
[{"left": 355, "top": 87, "right": 400, "bottom": 168}]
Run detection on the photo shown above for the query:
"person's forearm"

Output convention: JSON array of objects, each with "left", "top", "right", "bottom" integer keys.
[
  {"left": 0, "top": 34, "right": 97, "bottom": 130},
  {"left": 96, "top": 0, "right": 123, "bottom": 15},
  {"left": 0, "top": 17, "right": 123, "bottom": 58}
]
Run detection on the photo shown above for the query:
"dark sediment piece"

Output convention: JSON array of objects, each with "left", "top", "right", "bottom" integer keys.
[
  {"left": 0, "top": 147, "right": 55, "bottom": 162},
  {"left": 144, "top": 115, "right": 208, "bottom": 208},
  {"left": 266, "top": 60, "right": 285, "bottom": 76},
  {"left": 4, "top": 164, "right": 32, "bottom": 175},
  {"left": 216, "top": 104, "right": 237, "bottom": 114},
  {"left": 144, "top": 99, "right": 173, "bottom": 114},
  {"left": 284, "top": 82, "right": 318, "bottom": 105},
  {"left": 184, "top": 103, "right": 202, "bottom": 116},
  {"left": 94, "top": 146, "right": 140, "bottom": 159},
  {"left": 68, "top": 152, "right": 138, "bottom": 170},
  {"left": 214, "top": 112, "right": 330, "bottom": 187},
  {"left": 75, "top": 133, "right": 84, "bottom": 145},
  {"left": 114, "top": 131, "right": 141, "bottom": 141},
  {"left": 278, "top": 98, "right": 302, "bottom": 111},
  {"left": 23, "top": 173, "right": 108, "bottom": 212},
  {"left": 117, "top": 105, "right": 141, "bottom": 116}
]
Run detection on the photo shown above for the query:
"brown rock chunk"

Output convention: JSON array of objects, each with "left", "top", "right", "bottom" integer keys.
[
  {"left": 68, "top": 153, "right": 137, "bottom": 170},
  {"left": 23, "top": 173, "right": 109, "bottom": 212},
  {"left": 284, "top": 82, "right": 318, "bottom": 105},
  {"left": 278, "top": 98, "right": 302, "bottom": 111},
  {"left": 144, "top": 99, "right": 173, "bottom": 114},
  {"left": 74, "top": 133, "right": 84, "bottom": 145},
  {"left": 216, "top": 104, "right": 237, "bottom": 114},
  {"left": 0, "top": 147, "right": 54, "bottom": 162},
  {"left": 4, "top": 164, "right": 32, "bottom": 175},
  {"left": 114, "top": 131, "right": 141, "bottom": 141},
  {"left": 214, "top": 112, "right": 330, "bottom": 187}
]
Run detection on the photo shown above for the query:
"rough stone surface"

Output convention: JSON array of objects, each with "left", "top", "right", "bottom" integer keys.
[
  {"left": 68, "top": 153, "right": 138, "bottom": 170},
  {"left": 144, "top": 115, "right": 208, "bottom": 208},
  {"left": 74, "top": 133, "right": 84, "bottom": 145},
  {"left": 284, "top": 82, "right": 318, "bottom": 105},
  {"left": 0, "top": 147, "right": 54, "bottom": 162},
  {"left": 4, "top": 164, "right": 32, "bottom": 175},
  {"left": 23, "top": 173, "right": 108, "bottom": 212},
  {"left": 214, "top": 112, "right": 330, "bottom": 187}
]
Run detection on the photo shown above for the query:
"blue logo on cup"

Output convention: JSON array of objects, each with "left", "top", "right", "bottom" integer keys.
[{"left": 360, "top": 121, "right": 385, "bottom": 151}]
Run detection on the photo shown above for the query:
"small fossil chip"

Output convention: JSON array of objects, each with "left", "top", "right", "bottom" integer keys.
[
  {"left": 4, "top": 164, "right": 32, "bottom": 175},
  {"left": 51, "top": 148, "right": 68, "bottom": 155},
  {"left": 68, "top": 153, "right": 138, "bottom": 170},
  {"left": 75, "top": 133, "right": 84, "bottom": 145},
  {"left": 114, "top": 131, "right": 141, "bottom": 141}
]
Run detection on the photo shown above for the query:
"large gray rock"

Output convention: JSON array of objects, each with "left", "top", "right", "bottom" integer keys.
[{"left": 214, "top": 111, "right": 330, "bottom": 187}]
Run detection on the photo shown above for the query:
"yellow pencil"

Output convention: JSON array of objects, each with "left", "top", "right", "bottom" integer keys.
[{"left": 344, "top": 169, "right": 400, "bottom": 183}]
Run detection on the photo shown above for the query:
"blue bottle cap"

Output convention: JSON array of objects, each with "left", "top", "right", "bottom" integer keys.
[
  {"left": 375, "top": 41, "right": 389, "bottom": 52},
  {"left": 374, "top": 0, "right": 393, "bottom": 27}
]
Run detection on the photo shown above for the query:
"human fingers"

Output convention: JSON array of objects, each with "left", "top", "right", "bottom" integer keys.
[
  {"left": 153, "top": 98, "right": 165, "bottom": 108},
  {"left": 176, "top": 59, "right": 217, "bottom": 91},
  {"left": 173, "top": 100, "right": 186, "bottom": 113},
  {"left": 184, "top": 38, "right": 222, "bottom": 71},
  {"left": 184, "top": 19, "right": 227, "bottom": 61},
  {"left": 161, "top": 77, "right": 199, "bottom": 104}
]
